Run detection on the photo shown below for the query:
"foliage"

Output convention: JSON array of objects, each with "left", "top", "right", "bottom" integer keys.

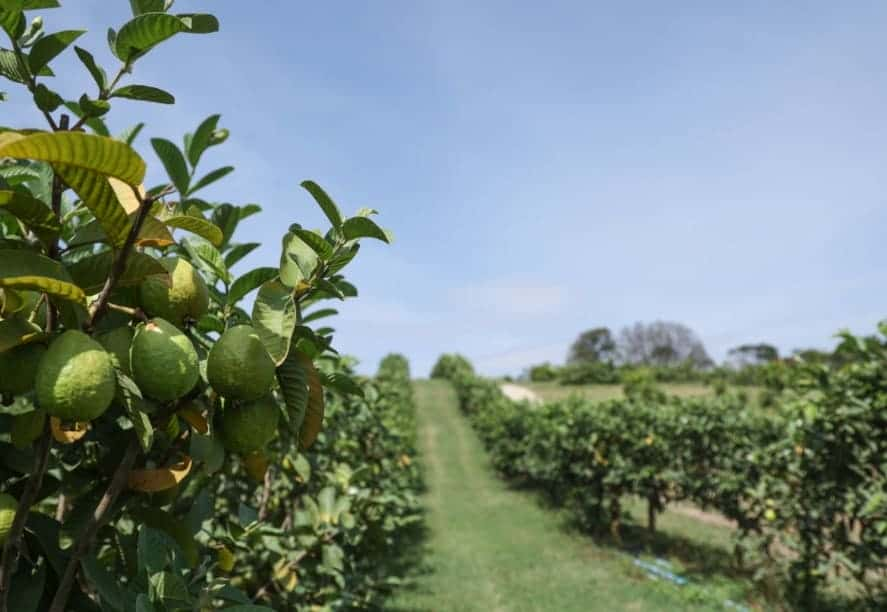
[
  {"left": 527, "top": 361, "right": 558, "bottom": 382},
  {"left": 0, "top": 3, "right": 416, "bottom": 611},
  {"left": 429, "top": 353, "right": 473, "bottom": 381},
  {"left": 207, "top": 354, "right": 421, "bottom": 610},
  {"left": 566, "top": 327, "right": 616, "bottom": 364},
  {"left": 617, "top": 321, "right": 713, "bottom": 368},
  {"left": 434, "top": 330, "right": 887, "bottom": 609}
]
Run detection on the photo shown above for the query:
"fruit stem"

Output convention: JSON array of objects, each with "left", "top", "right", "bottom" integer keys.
[
  {"left": 48, "top": 438, "right": 140, "bottom": 612},
  {"left": 106, "top": 302, "right": 148, "bottom": 322},
  {"left": 0, "top": 423, "right": 52, "bottom": 612}
]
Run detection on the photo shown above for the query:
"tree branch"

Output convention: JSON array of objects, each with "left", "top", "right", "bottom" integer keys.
[
  {"left": 48, "top": 438, "right": 140, "bottom": 612},
  {"left": 86, "top": 186, "right": 155, "bottom": 329},
  {"left": 0, "top": 423, "right": 52, "bottom": 611},
  {"left": 258, "top": 466, "right": 274, "bottom": 522}
]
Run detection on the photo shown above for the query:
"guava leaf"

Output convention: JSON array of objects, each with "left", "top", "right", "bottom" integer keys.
[
  {"left": 110, "top": 84, "right": 174, "bottom": 104},
  {"left": 187, "top": 165, "right": 232, "bottom": 195},
  {"left": 291, "top": 228, "right": 333, "bottom": 260},
  {"left": 55, "top": 164, "right": 131, "bottom": 247},
  {"left": 150, "top": 137, "right": 189, "bottom": 195},
  {"left": 342, "top": 216, "right": 391, "bottom": 243},
  {"left": 113, "top": 12, "right": 218, "bottom": 62},
  {"left": 251, "top": 278, "right": 296, "bottom": 364},
  {"left": 0, "top": 317, "right": 44, "bottom": 352},
  {"left": 227, "top": 266, "right": 278, "bottom": 307},
  {"left": 186, "top": 114, "right": 220, "bottom": 167},
  {"left": 0, "top": 189, "right": 59, "bottom": 244},
  {"left": 67, "top": 250, "right": 166, "bottom": 295},
  {"left": 0, "top": 131, "right": 146, "bottom": 185},
  {"left": 279, "top": 231, "right": 318, "bottom": 288},
  {"left": 28, "top": 29, "right": 84, "bottom": 74},
  {"left": 300, "top": 180, "right": 342, "bottom": 230},
  {"left": 164, "top": 214, "right": 223, "bottom": 247},
  {"left": 0, "top": 249, "right": 84, "bottom": 304},
  {"left": 276, "top": 348, "right": 324, "bottom": 450}
]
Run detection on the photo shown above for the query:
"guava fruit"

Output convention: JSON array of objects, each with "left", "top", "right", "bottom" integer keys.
[
  {"left": 131, "top": 318, "right": 199, "bottom": 402},
  {"left": 35, "top": 331, "right": 116, "bottom": 421},
  {"left": 0, "top": 342, "right": 46, "bottom": 395},
  {"left": 96, "top": 326, "right": 134, "bottom": 376},
  {"left": 0, "top": 493, "right": 18, "bottom": 544},
  {"left": 139, "top": 257, "right": 208, "bottom": 326},
  {"left": 207, "top": 325, "right": 275, "bottom": 401},
  {"left": 218, "top": 395, "right": 280, "bottom": 454}
]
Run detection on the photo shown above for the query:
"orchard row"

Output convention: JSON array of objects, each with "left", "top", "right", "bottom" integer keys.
[{"left": 432, "top": 333, "right": 887, "bottom": 609}]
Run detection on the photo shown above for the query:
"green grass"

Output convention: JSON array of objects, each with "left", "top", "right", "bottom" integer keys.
[{"left": 385, "top": 380, "right": 760, "bottom": 612}]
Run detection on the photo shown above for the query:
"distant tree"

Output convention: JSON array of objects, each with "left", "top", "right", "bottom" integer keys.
[
  {"left": 567, "top": 327, "right": 617, "bottom": 364},
  {"left": 727, "top": 343, "right": 779, "bottom": 367},
  {"left": 617, "top": 321, "right": 713, "bottom": 368},
  {"left": 528, "top": 362, "right": 559, "bottom": 382}
]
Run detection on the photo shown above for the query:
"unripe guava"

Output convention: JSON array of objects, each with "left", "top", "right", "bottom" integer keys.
[
  {"left": 96, "top": 325, "right": 134, "bottom": 377},
  {"left": 764, "top": 508, "right": 777, "bottom": 522},
  {"left": 207, "top": 325, "right": 275, "bottom": 401},
  {"left": 139, "top": 258, "right": 208, "bottom": 326},
  {"left": 0, "top": 342, "right": 46, "bottom": 395},
  {"left": 131, "top": 318, "right": 199, "bottom": 402},
  {"left": 0, "top": 494, "right": 18, "bottom": 544},
  {"left": 219, "top": 395, "right": 280, "bottom": 454},
  {"left": 35, "top": 331, "right": 116, "bottom": 421}
]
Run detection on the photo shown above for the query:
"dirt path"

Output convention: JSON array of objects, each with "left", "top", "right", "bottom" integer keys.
[
  {"left": 499, "top": 382, "right": 541, "bottom": 403},
  {"left": 385, "top": 380, "right": 705, "bottom": 612}
]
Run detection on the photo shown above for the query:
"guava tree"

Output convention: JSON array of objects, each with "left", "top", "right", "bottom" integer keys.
[{"left": 0, "top": 2, "right": 392, "bottom": 610}]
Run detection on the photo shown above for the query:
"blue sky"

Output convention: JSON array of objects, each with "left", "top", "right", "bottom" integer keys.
[{"left": 6, "top": 1, "right": 887, "bottom": 376}]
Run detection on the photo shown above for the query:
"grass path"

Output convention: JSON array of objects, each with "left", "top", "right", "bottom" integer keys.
[{"left": 386, "top": 380, "right": 708, "bottom": 612}]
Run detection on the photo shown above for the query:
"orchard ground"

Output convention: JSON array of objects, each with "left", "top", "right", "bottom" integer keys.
[
  {"left": 386, "top": 380, "right": 768, "bottom": 612},
  {"left": 516, "top": 381, "right": 763, "bottom": 404}
]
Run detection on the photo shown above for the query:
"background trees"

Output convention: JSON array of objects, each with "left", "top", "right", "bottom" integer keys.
[{"left": 567, "top": 327, "right": 617, "bottom": 364}]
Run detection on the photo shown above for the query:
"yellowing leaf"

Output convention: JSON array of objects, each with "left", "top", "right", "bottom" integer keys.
[
  {"left": 0, "top": 317, "right": 45, "bottom": 353},
  {"left": 55, "top": 163, "right": 131, "bottom": 248},
  {"left": 50, "top": 417, "right": 89, "bottom": 444},
  {"left": 177, "top": 404, "right": 208, "bottom": 434},
  {"left": 216, "top": 546, "right": 235, "bottom": 572},
  {"left": 288, "top": 351, "right": 324, "bottom": 451},
  {"left": 135, "top": 214, "right": 175, "bottom": 247},
  {"left": 0, "top": 249, "right": 85, "bottom": 305},
  {"left": 0, "top": 132, "right": 146, "bottom": 247},
  {"left": 243, "top": 452, "right": 269, "bottom": 482},
  {"left": 108, "top": 177, "right": 146, "bottom": 214},
  {"left": 128, "top": 455, "right": 192, "bottom": 492},
  {"left": 0, "top": 131, "right": 146, "bottom": 185}
]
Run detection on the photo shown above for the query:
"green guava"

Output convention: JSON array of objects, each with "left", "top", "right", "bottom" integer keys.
[
  {"left": 35, "top": 331, "right": 116, "bottom": 421},
  {"left": 139, "top": 257, "right": 208, "bottom": 326},
  {"left": 207, "top": 325, "right": 275, "bottom": 401},
  {"left": 96, "top": 325, "right": 134, "bottom": 376},
  {"left": 131, "top": 318, "right": 199, "bottom": 401},
  {"left": 218, "top": 395, "right": 280, "bottom": 454},
  {"left": 0, "top": 493, "right": 18, "bottom": 545},
  {"left": 0, "top": 342, "right": 46, "bottom": 395}
]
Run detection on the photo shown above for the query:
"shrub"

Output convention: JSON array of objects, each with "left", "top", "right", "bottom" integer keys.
[
  {"left": 436, "top": 328, "right": 887, "bottom": 608},
  {"left": 0, "top": 3, "right": 417, "bottom": 610}
]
